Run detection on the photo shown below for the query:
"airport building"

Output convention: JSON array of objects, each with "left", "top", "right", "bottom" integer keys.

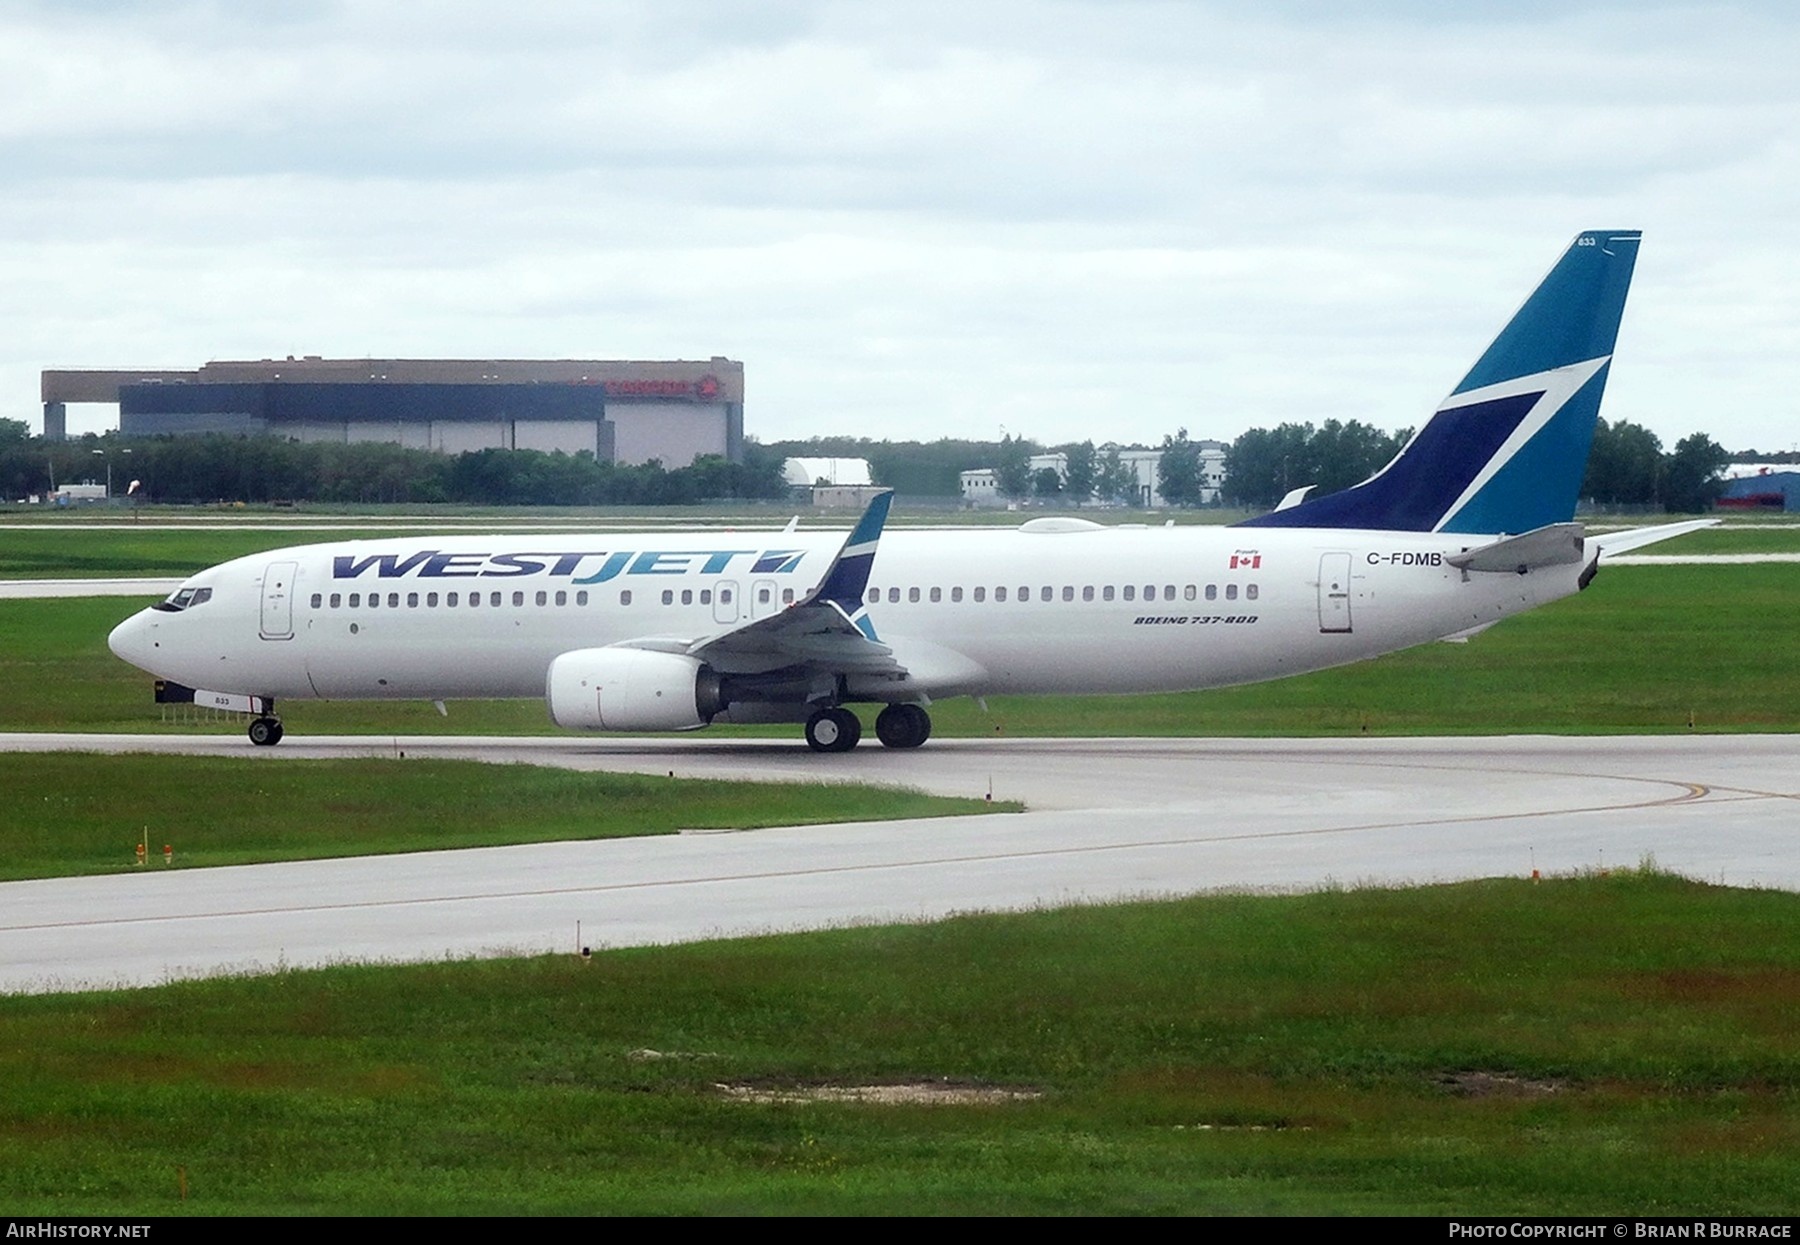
[
  {"left": 40, "top": 357, "right": 746, "bottom": 466},
  {"left": 961, "top": 444, "right": 1228, "bottom": 508},
  {"left": 1718, "top": 468, "right": 1799, "bottom": 512}
]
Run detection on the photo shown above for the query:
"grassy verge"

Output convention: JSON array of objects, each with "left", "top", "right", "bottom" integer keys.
[
  {"left": 0, "top": 508, "right": 1256, "bottom": 579},
  {"left": 0, "top": 754, "right": 1010, "bottom": 881},
  {"left": 7, "top": 564, "right": 1798, "bottom": 737},
  {"left": 3, "top": 870, "right": 1797, "bottom": 1214}
]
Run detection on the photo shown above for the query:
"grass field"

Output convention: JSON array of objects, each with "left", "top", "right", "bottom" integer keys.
[
  {"left": 6, "top": 563, "right": 1796, "bottom": 738},
  {"left": 4, "top": 521, "right": 1797, "bottom": 1215},
  {"left": 0, "top": 754, "right": 1009, "bottom": 881},
  {"left": 3, "top": 869, "right": 1797, "bottom": 1215}
]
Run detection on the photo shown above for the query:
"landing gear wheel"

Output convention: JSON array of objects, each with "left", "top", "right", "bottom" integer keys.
[
  {"left": 248, "top": 717, "right": 283, "bottom": 747},
  {"left": 875, "top": 703, "right": 932, "bottom": 749},
  {"left": 804, "top": 706, "right": 862, "bottom": 753}
]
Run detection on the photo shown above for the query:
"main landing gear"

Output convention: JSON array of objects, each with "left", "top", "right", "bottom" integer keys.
[
  {"left": 248, "top": 714, "right": 284, "bottom": 746},
  {"left": 803, "top": 703, "right": 932, "bottom": 753}
]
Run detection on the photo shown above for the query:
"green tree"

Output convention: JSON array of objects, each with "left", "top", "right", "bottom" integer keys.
[
  {"left": 1094, "top": 445, "right": 1136, "bottom": 506},
  {"left": 1583, "top": 419, "right": 1663, "bottom": 505},
  {"left": 1032, "top": 465, "right": 1063, "bottom": 500},
  {"left": 1662, "top": 433, "right": 1729, "bottom": 513},
  {"left": 994, "top": 435, "right": 1033, "bottom": 500},
  {"left": 1061, "top": 440, "right": 1096, "bottom": 507},
  {"left": 1222, "top": 423, "right": 1312, "bottom": 508},
  {"left": 1309, "top": 419, "right": 1403, "bottom": 495},
  {"left": 1157, "top": 429, "right": 1203, "bottom": 507}
]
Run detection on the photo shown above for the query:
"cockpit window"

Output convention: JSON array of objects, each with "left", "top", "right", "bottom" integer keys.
[{"left": 152, "top": 586, "right": 214, "bottom": 613}]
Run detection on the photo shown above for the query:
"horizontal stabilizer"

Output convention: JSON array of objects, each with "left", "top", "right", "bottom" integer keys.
[
  {"left": 1590, "top": 518, "right": 1718, "bottom": 556},
  {"left": 1446, "top": 523, "right": 1585, "bottom": 573}
]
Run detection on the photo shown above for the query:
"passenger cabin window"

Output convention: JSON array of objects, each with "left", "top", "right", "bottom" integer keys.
[
  {"left": 974, "top": 586, "right": 986, "bottom": 603},
  {"left": 909, "top": 588, "right": 921, "bottom": 603},
  {"left": 1206, "top": 584, "right": 1217, "bottom": 601},
  {"left": 996, "top": 587, "right": 1007, "bottom": 602},
  {"left": 310, "top": 593, "right": 322, "bottom": 609},
  {"left": 1226, "top": 584, "right": 1239, "bottom": 600},
  {"left": 1123, "top": 585, "right": 1135, "bottom": 602},
  {"left": 1246, "top": 584, "right": 1259, "bottom": 600},
  {"left": 950, "top": 587, "right": 962, "bottom": 603}
]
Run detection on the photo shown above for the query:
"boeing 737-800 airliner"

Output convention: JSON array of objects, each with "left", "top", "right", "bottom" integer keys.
[{"left": 109, "top": 229, "right": 1702, "bottom": 751}]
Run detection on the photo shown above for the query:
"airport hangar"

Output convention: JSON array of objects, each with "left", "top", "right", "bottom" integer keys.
[{"left": 40, "top": 357, "right": 746, "bottom": 466}]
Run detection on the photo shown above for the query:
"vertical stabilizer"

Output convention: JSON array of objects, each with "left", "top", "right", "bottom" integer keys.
[{"left": 1241, "top": 230, "right": 1641, "bottom": 534}]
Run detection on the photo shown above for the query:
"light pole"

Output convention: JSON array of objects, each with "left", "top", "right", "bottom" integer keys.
[{"left": 91, "top": 447, "right": 130, "bottom": 501}]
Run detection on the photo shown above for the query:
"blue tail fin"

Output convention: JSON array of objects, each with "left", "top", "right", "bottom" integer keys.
[{"left": 1240, "top": 230, "right": 1641, "bottom": 534}]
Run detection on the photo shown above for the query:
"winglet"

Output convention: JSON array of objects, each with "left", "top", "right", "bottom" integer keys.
[{"left": 813, "top": 490, "right": 893, "bottom": 611}]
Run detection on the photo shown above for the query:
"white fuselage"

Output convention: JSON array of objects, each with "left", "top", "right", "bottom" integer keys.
[{"left": 108, "top": 522, "right": 1584, "bottom": 710}]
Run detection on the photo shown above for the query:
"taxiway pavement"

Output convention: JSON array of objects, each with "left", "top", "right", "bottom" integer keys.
[{"left": 1, "top": 732, "right": 1794, "bottom": 995}]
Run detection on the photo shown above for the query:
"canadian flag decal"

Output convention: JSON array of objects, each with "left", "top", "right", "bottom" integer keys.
[{"left": 1230, "top": 551, "right": 1262, "bottom": 570}]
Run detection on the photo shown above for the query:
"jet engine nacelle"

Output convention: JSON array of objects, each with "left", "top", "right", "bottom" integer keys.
[{"left": 545, "top": 647, "right": 725, "bottom": 732}]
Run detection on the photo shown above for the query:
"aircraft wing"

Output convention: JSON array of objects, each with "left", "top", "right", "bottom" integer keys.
[{"left": 622, "top": 491, "right": 905, "bottom": 680}]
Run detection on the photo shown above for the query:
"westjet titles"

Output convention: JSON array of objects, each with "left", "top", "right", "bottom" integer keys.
[{"left": 332, "top": 548, "right": 810, "bottom": 583}]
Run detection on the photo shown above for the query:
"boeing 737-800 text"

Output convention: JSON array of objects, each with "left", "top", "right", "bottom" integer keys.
[{"left": 109, "top": 230, "right": 1702, "bottom": 751}]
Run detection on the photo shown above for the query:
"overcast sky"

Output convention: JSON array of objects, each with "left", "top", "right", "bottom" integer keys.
[{"left": 4, "top": 0, "right": 1797, "bottom": 453}]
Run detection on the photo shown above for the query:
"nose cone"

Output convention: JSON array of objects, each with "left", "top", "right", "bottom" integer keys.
[{"left": 108, "top": 610, "right": 156, "bottom": 673}]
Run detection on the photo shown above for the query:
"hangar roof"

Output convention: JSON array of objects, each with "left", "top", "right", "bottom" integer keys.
[{"left": 43, "top": 357, "right": 743, "bottom": 404}]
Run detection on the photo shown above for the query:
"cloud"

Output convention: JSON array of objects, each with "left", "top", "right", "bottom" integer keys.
[{"left": 3, "top": 0, "right": 1798, "bottom": 451}]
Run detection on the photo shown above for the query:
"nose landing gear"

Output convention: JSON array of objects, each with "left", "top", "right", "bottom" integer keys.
[{"left": 248, "top": 709, "right": 284, "bottom": 746}]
